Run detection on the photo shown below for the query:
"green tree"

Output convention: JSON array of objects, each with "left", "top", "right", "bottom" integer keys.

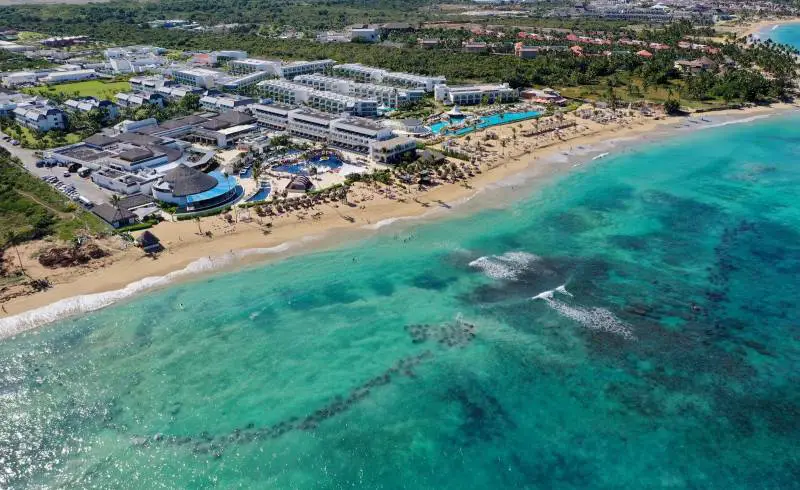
[
  {"left": 3, "top": 230, "right": 26, "bottom": 276},
  {"left": 663, "top": 98, "right": 681, "bottom": 115}
]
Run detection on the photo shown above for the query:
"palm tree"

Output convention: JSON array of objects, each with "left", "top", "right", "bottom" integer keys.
[
  {"left": 3, "top": 230, "right": 25, "bottom": 277},
  {"left": 110, "top": 194, "right": 123, "bottom": 223},
  {"left": 252, "top": 159, "right": 264, "bottom": 184}
]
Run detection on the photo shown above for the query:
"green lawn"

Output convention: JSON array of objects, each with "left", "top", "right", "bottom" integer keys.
[
  {"left": 16, "top": 31, "right": 47, "bottom": 42},
  {"left": 559, "top": 79, "right": 733, "bottom": 112},
  {"left": 24, "top": 79, "right": 131, "bottom": 101},
  {"left": 1, "top": 125, "right": 82, "bottom": 149}
]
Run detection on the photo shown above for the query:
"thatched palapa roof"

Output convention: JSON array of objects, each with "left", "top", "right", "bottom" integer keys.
[{"left": 162, "top": 164, "right": 217, "bottom": 197}]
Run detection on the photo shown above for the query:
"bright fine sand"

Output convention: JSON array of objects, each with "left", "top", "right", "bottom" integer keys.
[{"left": 1, "top": 103, "right": 795, "bottom": 327}]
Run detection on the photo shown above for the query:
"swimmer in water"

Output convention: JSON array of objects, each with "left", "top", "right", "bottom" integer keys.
[{"left": 179, "top": 303, "right": 184, "bottom": 310}]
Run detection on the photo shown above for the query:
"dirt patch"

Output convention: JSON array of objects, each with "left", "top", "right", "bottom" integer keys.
[{"left": 38, "top": 243, "right": 109, "bottom": 268}]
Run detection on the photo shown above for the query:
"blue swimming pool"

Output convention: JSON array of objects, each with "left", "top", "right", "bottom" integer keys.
[
  {"left": 273, "top": 154, "right": 345, "bottom": 175},
  {"left": 273, "top": 163, "right": 307, "bottom": 175},
  {"left": 429, "top": 110, "right": 541, "bottom": 135},
  {"left": 307, "top": 154, "right": 344, "bottom": 170},
  {"left": 246, "top": 183, "right": 272, "bottom": 202}
]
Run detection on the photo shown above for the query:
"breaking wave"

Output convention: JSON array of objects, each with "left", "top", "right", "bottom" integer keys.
[
  {"left": 469, "top": 251, "right": 541, "bottom": 280},
  {"left": 697, "top": 114, "right": 774, "bottom": 130},
  {"left": 0, "top": 242, "right": 301, "bottom": 340},
  {"left": 533, "top": 285, "right": 634, "bottom": 339}
]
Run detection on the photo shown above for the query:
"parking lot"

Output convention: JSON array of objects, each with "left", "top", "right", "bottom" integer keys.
[{"left": 0, "top": 133, "right": 113, "bottom": 205}]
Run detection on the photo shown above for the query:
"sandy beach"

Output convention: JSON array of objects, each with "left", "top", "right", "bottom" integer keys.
[
  {"left": 729, "top": 16, "right": 800, "bottom": 39},
  {"left": 0, "top": 102, "right": 796, "bottom": 336}
]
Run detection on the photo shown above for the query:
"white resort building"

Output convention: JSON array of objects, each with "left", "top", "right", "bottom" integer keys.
[
  {"left": 331, "top": 63, "right": 444, "bottom": 92},
  {"left": 258, "top": 79, "right": 377, "bottom": 117},
  {"left": 171, "top": 68, "right": 224, "bottom": 89},
  {"left": 369, "top": 136, "right": 418, "bottom": 163},
  {"left": 13, "top": 102, "right": 66, "bottom": 132},
  {"left": 294, "top": 74, "right": 423, "bottom": 108},
  {"left": 433, "top": 83, "right": 518, "bottom": 105}
]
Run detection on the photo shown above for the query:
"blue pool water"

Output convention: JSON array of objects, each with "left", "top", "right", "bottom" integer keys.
[
  {"left": 273, "top": 163, "right": 307, "bottom": 175},
  {"left": 274, "top": 154, "right": 345, "bottom": 175},
  {"left": 246, "top": 183, "right": 272, "bottom": 202},
  {"left": 429, "top": 110, "right": 541, "bottom": 135},
  {"left": 307, "top": 154, "right": 345, "bottom": 170},
  {"left": 429, "top": 121, "right": 450, "bottom": 133},
  {"left": 185, "top": 171, "right": 239, "bottom": 205}
]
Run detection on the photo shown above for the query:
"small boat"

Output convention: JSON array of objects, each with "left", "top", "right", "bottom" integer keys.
[{"left": 592, "top": 152, "right": 610, "bottom": 160}]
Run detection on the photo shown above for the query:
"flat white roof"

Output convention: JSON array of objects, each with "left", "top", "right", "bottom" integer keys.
[
  {"left": 176, "top": 67, "right": 221, "bottom": 76},
  {"left": 218, "top": 124, "right": 258, "bottom": 135}
]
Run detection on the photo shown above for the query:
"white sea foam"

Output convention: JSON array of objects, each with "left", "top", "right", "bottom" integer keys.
[
  {"left": 0, "top": 241, "right": 303, "bottom": 340},
  {"left": 362, "top": 216, "right": 417, "bottom": 230},
  {"left": 532, "top": 285, "right": 634, "bottom": 339},
  {"left": 697, "top": 114, "right": 774, "bottom": 130},
  {"left": 555, "top": 284, "right": 573, "bottom": 297},
  {"left": 592, "top": 152, "right": 610, "bottom": 160},
  {"left": 469, "top": 251, "right": 541, "bottom": 280}
]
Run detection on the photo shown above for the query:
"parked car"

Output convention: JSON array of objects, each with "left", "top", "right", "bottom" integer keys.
[
  {"left": 10, "top": 140, "right": 19, "bottom": 146},
  {"left": 62, "top": 171, "right": 70, "bottom": 178}
]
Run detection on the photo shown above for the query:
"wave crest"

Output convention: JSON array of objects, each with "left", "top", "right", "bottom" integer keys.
[
  {"left": 469, "top": 251, "right": 541, "bottom": 280},
  {"left": 533, "top": 285, "right": 634, "bottom": 339},
  {"left": 0, "top": 242, "right": 300, "bottom": 340}
]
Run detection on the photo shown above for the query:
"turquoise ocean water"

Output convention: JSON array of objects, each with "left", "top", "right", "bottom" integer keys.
[
  {"left": 2, "top": 113, "right": 800, "bottom": 488},
  {"left": 761, "top": 21, "right": 800, "bottom": 49}
]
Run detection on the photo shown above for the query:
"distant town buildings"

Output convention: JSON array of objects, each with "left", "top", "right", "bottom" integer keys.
[
  {"left": 462, "top": 41, "right": 488, "bottom": 53},
  {"left": 350, "top": 27, "right": 380, "bottom": 43},
  {"left": 514, "top": 43, "right": 539, "bottom": 59},
  {"left": 105, "top": 46, "right": 167, "bottom": 74},
  {"left": 40, "top": 35, "right": 89, "bottom": 48}
]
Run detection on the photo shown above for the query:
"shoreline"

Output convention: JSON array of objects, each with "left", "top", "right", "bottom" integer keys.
[
  {"left": 1, "top": 103, "right": 797, "bottom": 338},
  {"left": 736, "top": 16, "right": 800, "bottom": 40}
]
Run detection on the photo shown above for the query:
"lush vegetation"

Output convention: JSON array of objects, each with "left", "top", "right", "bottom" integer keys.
[
  {"left": 23, "top": 79, "right": 132, "bottom": 101},
  {"left": 0, "top": 122, "right": 82, "bottom": 149},
  {"left": 0, "top": 0, "right": 793, "bottom": 108},
  {"left": 0, "top": 148, "right": 106, "bottom": 244},
  {"left": 0, "top": 0, "right": 430, "bottom": 34},
  {"left": 0, "top": 50, "right": 52, "bottom": 73}
]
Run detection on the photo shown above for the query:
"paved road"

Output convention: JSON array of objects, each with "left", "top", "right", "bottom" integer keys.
[{"left": 0, "top": 134, "right": 113, "bottom": 205}]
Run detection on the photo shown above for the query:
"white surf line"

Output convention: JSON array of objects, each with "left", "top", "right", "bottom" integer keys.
[
  {"left": 532, "top": 285, "right": 635, "bottom": 339},
  {"left": 0, "top": 240, "right": 308, "bottom": 339}
]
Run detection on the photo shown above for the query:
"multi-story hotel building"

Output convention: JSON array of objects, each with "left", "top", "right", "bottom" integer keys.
[{"left": 433, "top": 83, "right": 518, "bottom": 105}]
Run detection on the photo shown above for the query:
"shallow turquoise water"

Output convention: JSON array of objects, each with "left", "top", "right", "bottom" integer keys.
[
  {"left": 2, "top": 114, "right": 800, "bottom": 488},
  {"left": 761, "top": 22, "right": 800, "bottom": 49}
]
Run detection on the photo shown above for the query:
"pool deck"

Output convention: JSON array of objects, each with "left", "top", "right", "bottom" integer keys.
[{"left": 428, "top": 109, "right": 542, "bottom": 136}]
